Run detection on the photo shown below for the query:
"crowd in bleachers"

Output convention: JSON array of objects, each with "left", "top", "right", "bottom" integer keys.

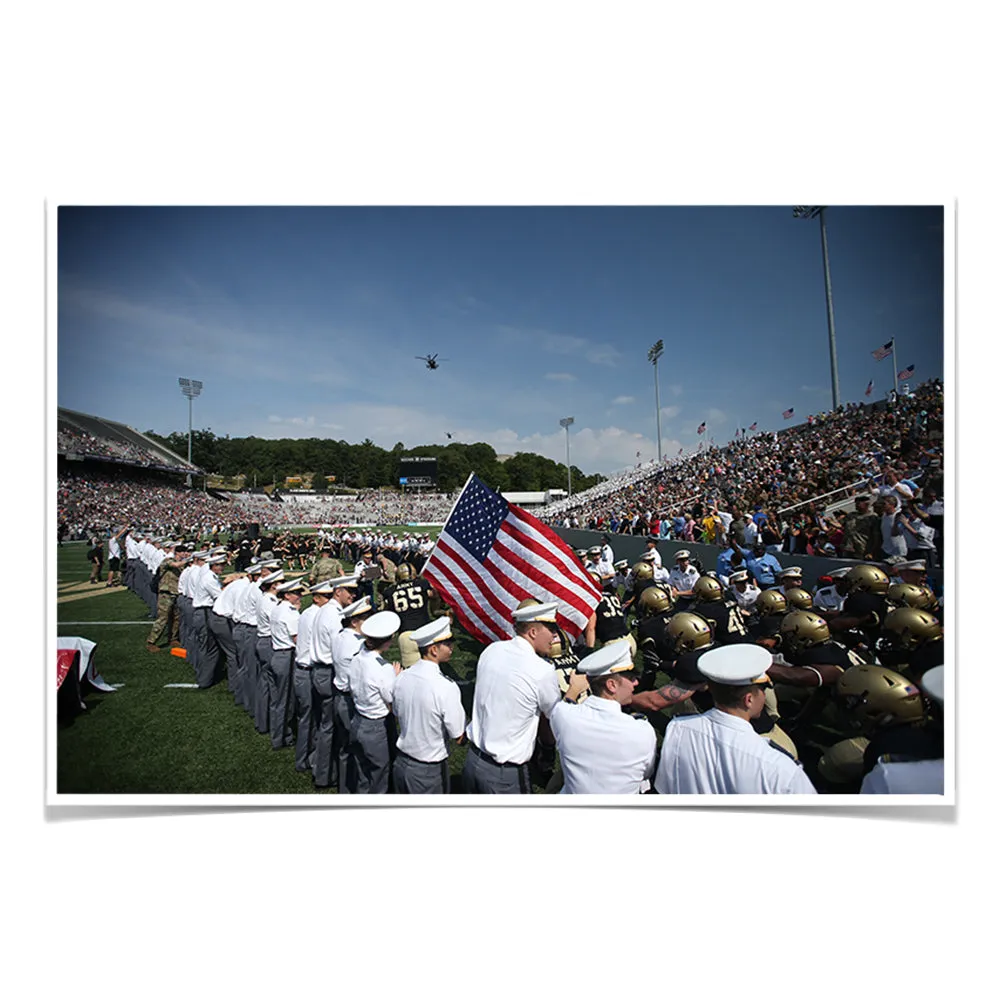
[
  {"left": 58, "top": 424, "right": 191, "bottom": 470},
  {"left": 539, "top": 380, "right": 944, "bottom": 561},
  {"left": 272, "top": 490, "right": 454, "bottom": 525}
]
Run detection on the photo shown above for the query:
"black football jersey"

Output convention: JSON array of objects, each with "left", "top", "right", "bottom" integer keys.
[
  {"left": 788, "top": 640, "right": 856, "bottom": 670},
  {"left": 383, "top": 578, "right": 434, "bottom": 632},
  {"left": 693, "top": 600, "right": 750, "bottom": 646},
  {"left": 594, "top": 593, "right": 629, "bottom": 643}
]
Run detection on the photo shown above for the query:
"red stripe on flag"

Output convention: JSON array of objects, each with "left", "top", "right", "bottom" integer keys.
[
  {"left": 435, "top": 537, "right": 517, "bottom": 626},
  {"left": 498, "top": 524, "right": 601, "bottom": 613},
  {"left": 428, "top": 541, "right": 513, "bottom": 639},
  {"left": 511, "top": 508, "right": 605, "bottom": 600},
  {"left": 423, "top": 569, "right": 503, "bottom": 646},
  {"left": 422, "top": 561, "right": 507, "bottom": 644},
  {"left": 491, "top": 536, "right": 595, "bottom": 623}
]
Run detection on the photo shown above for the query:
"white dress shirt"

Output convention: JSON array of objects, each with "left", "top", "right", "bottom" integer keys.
[
  {"left": 270, "top": 600, "right": 299, "bottom": 651},
  {"left": 332, "top": 627, "right": 364, "bottom": 692},
  {"left": 860, "top": 758, "right": 944, "bottom": 794},
  {"left": 178, "top": 566, "right": 194, "bottom": 598},
  {"left": 730, "top": 582, "right": 761, "bottom": 610},
  {"left": 667, "top": 565, "right": 701, "bottom": 592},
  {"left": 393, "top": 659, "right": 466, "bottom": 762},
  {"left": 465, "top": 635, "right": 562, "bottom": 764},
  {"left": 235, "top": 580, "right": 263, "bottom": 625},
  {"left": 192, "top": 566, "right": 222, "bottom": 608},
  {"left": 350, "top": 647, "right": 396, "bottom": 720},
  {"left": 295, "top": 603, "right": 320, "bottom": 667},
  {"left": 813, "top": 585, "right": 846, "bottom": 612},
  {"left": 550, "top": 696, "right": 657, "bottom": 794},
  {"left": 309, "top": 600, "right": 344, "bottom": 666},
  {"left": 654, "top": 708, "right": 817, "bottom": 794},
  {"left": 213, "top": 576, "right": 247, "bottom": 617},
  {"left": 256, "top": 592, "right": 279, "bottom": 637}
]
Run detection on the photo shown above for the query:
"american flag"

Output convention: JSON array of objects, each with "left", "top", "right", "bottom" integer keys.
[
  {"left": 782, "top": 407, "right": 794, "bottom": 419},
  {"left": 865, "top": 379, "right": 873, "bottom": 396},
  {"left": 749, "top": 422, "right": 757, "bottom": 432},
  {"left": 697, "top": 421, "right": 706, "bottom": 434},
  {"left": 677, "top": 446, "right": 683, "bottom": 455},
  {"left": 898, "top": 365, "right": 915, "bottom": 381},
  {"left": 420, "top": 474, "right": 602, "bottom": 645},
  {"left": 872, "top": 340, "right": 894, "bottom": 361}
]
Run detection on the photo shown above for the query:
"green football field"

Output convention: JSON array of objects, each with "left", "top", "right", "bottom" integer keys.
[{"left": 53, "top": 534, "right": 540, "bottom": 795}]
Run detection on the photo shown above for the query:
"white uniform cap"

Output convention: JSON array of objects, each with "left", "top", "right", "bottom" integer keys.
[
  {"left": 675, "top": 550, "right": 691, "bottom": 560},
  {"left": 884, "top": 555, "right": 907, "bottom": 566},
  {"left": 330, "top": 574, "right": 359, "bottom": 590},
  {"left": 575, "top": 549, "right": 587, "bottom": 557},
  {"left": 258, "top": 559, "right": 281, "bottom": 570},
  {"left": 639, "top": 552, "right": 656, "bottom": 562},
  {"left": 577, "top": 642, "right": 635, "bottom": 678},
  {"left": 828, "top": 567, "right": 852, "bottom": 579},
  {"left": 245, "top": 562, "right": 263, "bottom": 575},
  {"left": 211, "top": 546, "right": 227, "bottom": 555},
  {"left": 342, "top": 596, "right": 373, "bottom": 619},
  {"left": 511, "top": 601, "right": 559, "bottom": 625},
  {"left": 206, "top": 555, "right": 227, "bottom": 566},
  {"left": 191, "top": 550, "right": 209, "bottom": 559},
  {"left": 920, "top": 665, "right": 944, "bottom": 704},
  {"left": 309, "top": 579, "right": 336, "bottom": 595},
  {"left": 729, "top": 569, "right": 750, "bottom": 583},
  {"left": 588, "top": 546, "right": 602, "bottom": 555},
  {"left": 779, "top": 566, "right": 803, "bottom": 578},
  {"left": 277, "top": 579, "right": 305, "bottom": 594},
  {"left": 361, "top": 610, "right": 401, "bottom": 640},
  {"left": 898, "top": 559, "right": 927, "bottom": 572},
  {"left": 411, "top": 616, "right": 454, "bottom": 647},
  {"left": 614, "top": 559, "right": 629, "bottom": 570},
  {"left": 697, "top": 644, "right": 773, "bottom": 686},
  {"left": 261, "top": 570, "right": 285, "bottom": 585}
]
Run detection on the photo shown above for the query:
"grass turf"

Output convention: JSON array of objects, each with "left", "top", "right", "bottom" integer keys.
[{"left": 55, "top": 535, "right": 499, "bottom": 794}]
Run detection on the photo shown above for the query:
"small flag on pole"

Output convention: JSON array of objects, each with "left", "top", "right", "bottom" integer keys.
[
  {"left": 865, "top": 379, "right": 873, "bottom": 396},
  {"left": 782, "top": 407, "right": 794, "bottom": 420},
  {"left": 697, "top": 421, "right": 706, "bottom": 434},
  {"left": 749, "top": 422, "right": 757, "bottom": 432},
  {"left": 898, "top": 365, "right": 914, "bottom": 381},
  {"left": 872, "top": 340, "right": 894, "bottom": 361},
  {"left": 677, "top": 446, "right": 683, "bottom": 455},
  {"left": 636, "top": 450, "right": 641, "bottom": 459}
]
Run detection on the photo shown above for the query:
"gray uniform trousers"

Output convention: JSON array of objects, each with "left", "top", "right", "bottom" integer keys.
[
  {"left": 193, "top": 607, "right": 222, "bottom": 688},
  {"left": 254, "top": 637, "right": 273, "bottom": 733},
  {"left": 208, "top": 611, "right": 239, "bottom": 694},
  {"left": 461, "top": 745, "right": 531, "bottom": 794},
  {"left": 267, "top": 647, "right": 296, "bottom": 749},
  {"left": 393, "top": 752, "right": 450, "bottom": 794},
  {"left": 232, "top": 622, "right": 255, "bottom": 711},
  {"left": 178, "top": 596, "right": 195, "bottom": 662},
  {"left": 310, "top": 666, "right": 336, "bottom": 787},
  {"left": 334, "top": 691, "right": 356, "bottom": 792},
  {"left": 349, "top": 714, "right": 396, "bottom": 794},
  {"left": 292, "top": 664, "right": 317, "bottom": 772}
]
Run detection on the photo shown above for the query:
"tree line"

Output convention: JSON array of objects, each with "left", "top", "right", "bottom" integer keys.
[{"left": 143, "top": 429, "right": 606, "bottom": 495}]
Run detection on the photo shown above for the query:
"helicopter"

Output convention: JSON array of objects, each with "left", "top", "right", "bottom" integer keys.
[{"left": 416, "top": 353, "right": 448, "bottom": 370}]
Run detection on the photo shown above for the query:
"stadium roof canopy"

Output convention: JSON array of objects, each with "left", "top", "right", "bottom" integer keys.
[{"left": 57, "top": 407, "right": 201, "bottom": 473}]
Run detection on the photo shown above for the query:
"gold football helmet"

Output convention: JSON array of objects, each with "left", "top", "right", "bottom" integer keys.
[
  {"left": 846, "top": 564, "right": 890, "bottom": 595},
  {"left": 639, "top": 585, "right": 674, "bottom": 616},
  {"left": 886, "top": 582, "right": 931, "bottom": 610},
  {"left": 779, "top": 610, "right": 831, "bottom": 654},
  {"left": 396, "top": 563, "right": 413, "bottom": 582},
  {"left": 693, "top": 575, "right": 724, "bottom": 603},
  {"left": 882, "top": 607, "right": 943, "bottom": 651},
  {"left": 755, "top": 589, "right": 787, "bottom": 617},
  {"left": 784, "top": 586, "right": 814, "bottom": 611},
  {"left": 817, "top": 737, "right": 871, "bottom": 784},
  {"left": 666, "top": 612, "right": 713, "bottom": 653},
  {"left": 546, "top": 626, "right": 570, "bottom": 660},
  {"left": 632, "top": 561, "right": 654, "bottom": 581},
  {"left": 836, "top": 664, "right": 925, "bottom": 730},
  {"left": 917, "top": 584, "right": 941, "bottom": 612},
  {"left": 587, "top": 569, "right": 603, "bottom": 588}
]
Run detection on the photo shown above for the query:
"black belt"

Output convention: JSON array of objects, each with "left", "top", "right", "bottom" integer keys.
[
  {"left": 395, "top": 748, "right": 445, "bottom": 765},
  {"left": 295, "top": 662, "right": 312, "bottom": 671},
  {"left": 469, "top": 742, "right": 526, "bottom": 769}
]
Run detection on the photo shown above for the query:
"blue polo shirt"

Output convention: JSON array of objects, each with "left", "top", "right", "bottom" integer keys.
[
  {"left": 746, "top": 552, "right": 783, "bottom": 587},
  {"left": 717, "top": 545, "right": 752, "bottom": 579}
]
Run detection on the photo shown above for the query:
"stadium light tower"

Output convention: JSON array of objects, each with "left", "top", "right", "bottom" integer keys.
[
  {"left": 648, "top": 339, "right": 664, "bottom": 462},
  {"left": 793, "top": 206, "right": 841, "bottom": 411},
  {"left": 178, "top": 377, "right": 203, "bottom": 487},
  {"left": 559, "top": 416, "right": 574, "bottom": 497}
]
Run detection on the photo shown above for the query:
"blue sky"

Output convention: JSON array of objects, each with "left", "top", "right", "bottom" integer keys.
[{"left": 57, "top": 205, "right": 944, "bottom": 475}]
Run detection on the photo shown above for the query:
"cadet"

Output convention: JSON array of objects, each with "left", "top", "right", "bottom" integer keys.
[
  {"left": 292, "top": 576, "right": 322, "bottom": 773},
  {"left": 775, "top": 566, "right": 804, "bottom": 597},
  {"left": 666, "top": 550, "right": 700, "bottom": 598},
  {"left": 330, "top": 596, "right": 374, "bottom": 792},
  {"left": 813, "top": 566, "right": 851, "bottom": 612},
  {"left": 254, "top": 569, "right": 284, "bottom": 732},
  {"left": 690, "top": 575, "right": 750, "bottom": 646},
  {"left": 268, "top": 579, "right": 304, "bottom": 750},
  {"left": 583, "top": 571, "right": 633, "bottom": 654},
  {"left": 549, "top": 642, "right": 657, "bottom": 794},
  {"left": 347, "top": 610, "right": 402, "bottom": 794},
  {"left": 462, "top": 601, "right": 563, "bottom": 794},
  {"left": 653, "top": 644, "right": 817, "bottom": 795},
  {"left": 878, "top": 606, "right": 944, "bottom": 681},
  {"left": 146, "top": 543, "right": 186, "bottom": 653},
  {"left": 209, "top": 567, "right": 243, "bottom": 696},
  {"left": 308, "top": 542, "right": 343, "bottom": 586},
  {"left": 192, "top": 555, "right": 227, "bottom": 688},
  {"left": 726, "top": 568, "right": 761, "bottom": 612},
  {"left": 391, "top": 616, "right": 466, "bottom": 794},
  {"left": 827, "top": 564, "right": 890, "bottom": 653}
]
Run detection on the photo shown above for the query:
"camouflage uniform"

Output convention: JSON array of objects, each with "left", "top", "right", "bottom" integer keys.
[
  {"left": 308, "top": 555, "right": 344, "bottom": 586},
  {"left": 148, "top": 557, "right": 182, "bottom": 648}
]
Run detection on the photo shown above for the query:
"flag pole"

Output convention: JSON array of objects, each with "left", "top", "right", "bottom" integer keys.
[
  {"left": 891, "top": 339, "right": 898, "bottom": 398},
  {"left": 418, "top": 471, "right": 476, "bottom": 578}
]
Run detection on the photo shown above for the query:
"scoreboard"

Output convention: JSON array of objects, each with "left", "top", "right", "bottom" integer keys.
[{"left": 399, "top": 456, "right": 438, "bottom": 487}]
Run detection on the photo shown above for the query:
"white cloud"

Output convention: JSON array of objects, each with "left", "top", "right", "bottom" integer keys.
[
  {"left": 669, "top": 384, "right": 683, "bottom": 397},
  {"left": 545, "top": 372, "right": 577, "bottom": 382},
  {"left": 267, "top": 415, "right": 316, "bottom": 428},
  {"left": 612, "top": 395, "right": 635, "bottom": 405},
  {"left": 497, "top": 325, "right": 622, "bottom": 367},
  {"left": 707, "top": 407, "right": 726, "bottom": 424},
  {"left": 659, "top": 404, "right": 681, "bottom": 418}
]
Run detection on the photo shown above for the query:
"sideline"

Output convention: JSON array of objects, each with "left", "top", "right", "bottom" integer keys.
[{"left": 58, "top": 620, "right": 152, "bottom": 626}]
